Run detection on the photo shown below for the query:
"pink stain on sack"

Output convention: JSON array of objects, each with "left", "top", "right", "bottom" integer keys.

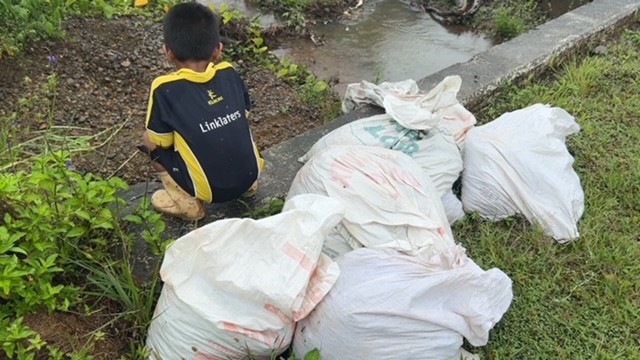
[
  {"left": 222, "top": 322, "right": 277, "bottom": 346},
  {"left": 292, "top": 266, "right": 330, "bottom": 321},
  {"left": 282, "top": 243, "right": 314, "bottom": 273},
  {"left": 264, "top": 303, "right": 292, "bottom": 324},
  {"left": 329, "top": 151, "right": 422, "bottom": 191},
  {"left": 329, "top": 157, "right": 357, "bottom": 187}
]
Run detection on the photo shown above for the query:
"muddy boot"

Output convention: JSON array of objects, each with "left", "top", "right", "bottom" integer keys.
[
  {"left": 151, "top": 172, "right": 205, "bottom": 221},
  {"left": 242, "top": 180, "right": 259, "bottom": 198}
]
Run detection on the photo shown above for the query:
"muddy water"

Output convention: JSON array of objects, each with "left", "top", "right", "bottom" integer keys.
[
  {"left": 205, "top": 0, "right": 585, "bottom": 97},
  {"left": 273, "top": 0, "right": 493, "bottom": 96}
]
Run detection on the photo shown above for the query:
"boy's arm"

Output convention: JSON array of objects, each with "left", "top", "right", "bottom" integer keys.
[{"left": 145, "top": 85, "right": 174, "bottom": 148}]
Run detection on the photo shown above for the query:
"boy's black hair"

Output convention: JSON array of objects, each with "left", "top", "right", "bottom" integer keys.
[{"left": 163, "top": 2, "right": 220, "bottom": 62}]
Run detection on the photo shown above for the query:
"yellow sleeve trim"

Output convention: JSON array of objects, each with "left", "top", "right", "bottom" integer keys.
[{"left": 147, "top": 130, "right": 174, "bottom": 148}]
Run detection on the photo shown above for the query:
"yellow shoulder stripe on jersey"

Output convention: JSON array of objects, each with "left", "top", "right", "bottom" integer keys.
[{"left": 145, "top": 62, "right": 234, "bottom": 127}]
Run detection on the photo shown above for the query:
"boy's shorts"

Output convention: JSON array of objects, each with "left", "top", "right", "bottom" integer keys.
[{"left": 138, "top": 145, "right": 196, "bottom": 197}]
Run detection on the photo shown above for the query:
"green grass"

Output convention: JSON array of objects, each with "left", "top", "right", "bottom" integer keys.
[{"left": 454, "top": 28, "right": 640, "bottom": 358}]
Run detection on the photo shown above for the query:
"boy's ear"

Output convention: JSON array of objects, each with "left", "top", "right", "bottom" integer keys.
[
  {"left": 211, "top": 42, "right": 223, "bottom": 62},
  {"left": 163, "top": 44, "right": 176, "bottom": 62}
]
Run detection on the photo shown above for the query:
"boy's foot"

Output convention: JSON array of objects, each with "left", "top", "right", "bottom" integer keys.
[
  {"left": 152, "top": 171, "right": 205, "bottom": 221},
  {"left": 151, "top": 189, "right": 205, "bottom": 221},
  {"left": 242, "top": 180, "right": 259, "bottom": 198}
]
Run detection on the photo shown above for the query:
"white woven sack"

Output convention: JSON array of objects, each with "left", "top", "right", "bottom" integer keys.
[
  {"left": 441, "top": 189, "right": 465, "bottom": 224},
  {"left": 341, "top": 76, "right": 476, "bottom": 145},
  {"left": 292, "top": 247, "right": 513, "bottom": 360},
  {"left": 298, "top": 113, "right": 462, "bottom": 197},
  {"left": 342, "top": 79, "right": 420, "bottom": 113},
  {"left": 288, "top": 145, "right": 455, "bottom": 260},
  {"left": 461, "top": 103, "right": 584, "bottom": 242},
  {"left": 146, "top": 194, "right": 344, "bottom": 359}
]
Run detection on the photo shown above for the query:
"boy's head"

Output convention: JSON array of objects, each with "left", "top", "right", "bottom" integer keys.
[{"left": 163, "top": 2, "right": 221, "bottom": 63}]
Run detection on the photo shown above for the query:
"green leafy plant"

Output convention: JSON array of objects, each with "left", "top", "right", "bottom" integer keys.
[
  {"left": 0, "top": 316, "right": 45, "bottom": 360},
  {"left": 123, "top": 196, "right": 171, "bottom": 257},
  {"left": 372, "top": 64, "right": 385, "bottom": 85},
  {"left": 242, "top": 197, "right": 285, "bottom": 219},
  {"left": 0, "top": 152, "right": 128, "bottom": 314}
]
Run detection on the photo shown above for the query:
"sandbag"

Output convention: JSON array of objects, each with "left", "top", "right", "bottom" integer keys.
[
  {"left": 288, "top": 145, "right": 455, "bottom": 260},
  {"left": 461, "top": 103, "right": 584, "bottom": 242},
  {"left": 292, "top": 247, "right": 513, "bottom": 360},
  {"left": 342, "top": 79, "right": 419, "bottom": 113},
  {"left": 298, "top": 114, "right": 462, "bottom": 197},
  {"left": 441, "top": 189, "right": 465, "bottom": 224},
  {"left": 341, "top": 76, "right": 476, "bottom": 145},
  {"left": 146, "top": 194, "right": 344, "bottom": 359}
]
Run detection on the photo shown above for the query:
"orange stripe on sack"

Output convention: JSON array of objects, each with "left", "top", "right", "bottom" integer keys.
[
  {"left": 222, "top": 322, "right": 273, "bottom": 346},
  {"left": 264, "top": 303, "right": 292, "bottom": 324},
  {"left": 282, "top": 243, "right": 314, "bottom": 273}
]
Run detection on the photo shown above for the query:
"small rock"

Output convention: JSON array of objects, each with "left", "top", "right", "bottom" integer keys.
[
  {"left": 121, "top": 59, "right": 131, "bottom": 67},
  {"left": 593, "top": 45, "right": 608, "bottom": 56}
]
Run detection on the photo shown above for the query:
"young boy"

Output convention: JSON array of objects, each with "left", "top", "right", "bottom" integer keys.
[{"left": 142, "top": 2, "right": 264, "bottom": 220}]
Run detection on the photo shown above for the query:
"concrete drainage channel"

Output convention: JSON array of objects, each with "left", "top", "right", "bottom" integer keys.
[{"left": 255, "top": 0, "right": 640, "bottom": 207}]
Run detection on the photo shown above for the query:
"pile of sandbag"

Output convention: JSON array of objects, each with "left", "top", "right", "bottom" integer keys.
[
  {"left": 288, "top": 144, "right": 512, "bottom": 360},
  {"left": 338, "top": 81, "right": 584, "bottom": 241},
  {"left": 144, "top": 77, "right": 586, "bottom": 360},
  {"left": 300, "top": 76, "right": 476, "bottom": 225},
  {"left": 146, "top": 194, "right": 344, "bottom": 359},
  {"left": 284, "top": 79, "right": 585, "bottom": 359}
]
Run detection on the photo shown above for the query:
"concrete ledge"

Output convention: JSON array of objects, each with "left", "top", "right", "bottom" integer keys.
[
  {"left": 418, "top": 0, "right": 640, "bottom": 110},
  {"left": 255, "top": 0, "right": 639, "bottom": 203}
]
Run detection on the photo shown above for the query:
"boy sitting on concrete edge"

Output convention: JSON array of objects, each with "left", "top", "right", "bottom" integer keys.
[{"left": 141, "top": 2, "right": 264, "bottom": 221}]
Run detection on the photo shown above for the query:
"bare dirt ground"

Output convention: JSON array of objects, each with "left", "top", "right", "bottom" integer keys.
[{"left": 0, "top": 16, "right": 335, "bottom": 186}]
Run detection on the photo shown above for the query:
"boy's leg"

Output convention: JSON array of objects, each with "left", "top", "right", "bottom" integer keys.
[
  {"left": 152, "top": 172, "right": 205, "bottom": 221},
  {"left": 140, "top": 131, "right": 204, "bottom": 221}
]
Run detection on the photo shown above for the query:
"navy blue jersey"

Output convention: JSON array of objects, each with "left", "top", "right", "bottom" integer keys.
[{"left": 145, "top": 62, "right": 263, "bottom": 202}]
